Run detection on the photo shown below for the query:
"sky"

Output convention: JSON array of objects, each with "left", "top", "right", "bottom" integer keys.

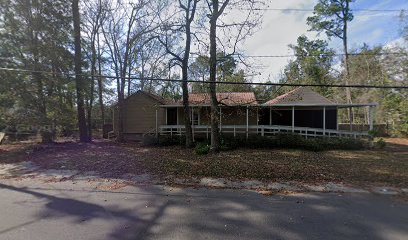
[{"left": 240, "top": 0, "right": 408, "bottom": 82}]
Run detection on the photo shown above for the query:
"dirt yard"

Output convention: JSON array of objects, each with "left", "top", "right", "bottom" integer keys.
[{"left": 1, "top": 138, "right": 407, "bottom": 187}]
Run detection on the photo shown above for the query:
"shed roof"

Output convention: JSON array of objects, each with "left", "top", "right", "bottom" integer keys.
[
  {"left": 116, "top": 90, "right": 175, "bottom": 106},
  {"left": 265, "top": 87, "right": 335, "bottom": 106},
  {"left": 140, "top": 91, "right": 173, "bottom": 105},
  {"left": 186, "top": 92, "right": 258, "bottom": 106}
]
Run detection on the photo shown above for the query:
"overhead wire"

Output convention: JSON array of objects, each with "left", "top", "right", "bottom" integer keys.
[{"left": 1, "top": 67, "right": 407, "bottom": 89}]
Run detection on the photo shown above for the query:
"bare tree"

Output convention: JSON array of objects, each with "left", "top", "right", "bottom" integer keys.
[
  {"left": 156, "top": 0, "right": 199, "bottom": 148},
  {"left": 136, "top": 38, "right": 167, "bottom": 92},
  {"left": 82, "top": 0, "right": 106, "bottom": 138},
  {"left": 102, "top": 0, "right": 158, "bottom": 142},
  {"left": 204, "top": 0, "right": 263, "bottom": 152}
]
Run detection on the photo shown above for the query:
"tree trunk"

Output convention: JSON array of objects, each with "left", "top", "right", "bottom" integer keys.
[
  {"left": 209, "top": 5, "right": 221, "bottom": 152},
  {"left": 116, "top": 10, "right": 135, "bottom": 143},
  {"left": 182, "top": 62, "right": 193, "bottom": 147},
  {"left": 72, "top": 0, "right": 90, "bottom": 142},
  {"left": 116, "top": 92, "right": 125, "bottom": 142},
  {"left": 96, "top": 31, "right": 105, "bottom": 125},
  {"left": 343, "top": 0, "right": 353, "bottom": 122},
  {"left": 127, "top": 56, "right": 132, "bottom": 96},
  {"left": 30, "top": 0, "right": 48, "bottom": 129},
  {"left": 181, "top": 3, "right": 194, "bottom": 148},
  {"left": 87, "top": 31, "right": 98, "bottom": 139},
  {"left": 87, "top": 59, "right": 95, "bottom": 139}
]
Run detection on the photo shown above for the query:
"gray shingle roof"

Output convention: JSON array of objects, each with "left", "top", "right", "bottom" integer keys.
[{"left": 265, "top": 87, "right": 335, "bottom": 105}]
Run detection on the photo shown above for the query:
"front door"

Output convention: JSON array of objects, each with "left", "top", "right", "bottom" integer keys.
[
  {"left": 258, "top": 108, "right": 270, "bottom": 125},
  {"left": 167, "top": 108, "right": 178, "bottom": 125}
]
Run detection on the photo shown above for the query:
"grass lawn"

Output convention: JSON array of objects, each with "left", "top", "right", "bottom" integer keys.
[{"left": 1, "top": 138, "right": 407, "bottom": 187}]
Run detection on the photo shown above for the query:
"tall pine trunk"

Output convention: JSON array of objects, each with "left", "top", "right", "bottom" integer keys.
[
  {"left": 72, "top": 0, "right": 90, "bottom": 142},
  {"left": 209, "top": 2, "right": 221, "bottom": 152},
  {"left": 343, "top": 0, "right": 353, "bottom": 122}
]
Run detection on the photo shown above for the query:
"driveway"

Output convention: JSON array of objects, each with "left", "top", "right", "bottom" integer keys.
[{"left": 0, "top": 179, "right": 407, "bottom": 240}]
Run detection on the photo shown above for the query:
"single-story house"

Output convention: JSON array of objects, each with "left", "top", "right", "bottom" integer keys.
[{"left": 113, "top": 87, "right": 377, "bottom": 140}]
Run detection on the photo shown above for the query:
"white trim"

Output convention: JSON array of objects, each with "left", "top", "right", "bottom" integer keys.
[{"left": 159, "top": 125, "right": 369, "bottom": 139}]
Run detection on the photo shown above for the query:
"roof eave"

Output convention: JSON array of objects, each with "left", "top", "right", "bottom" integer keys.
[{"left": 161, "top": 103, "right": 378, "bottom": 107}]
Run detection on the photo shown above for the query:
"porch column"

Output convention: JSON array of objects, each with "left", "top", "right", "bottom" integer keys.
[
  {"left": 256, "top": 108, "right": 259, "bottom": 125},
  {"left": 155, "top": 108, "right": 158, "bottom": 137},
  {"left": 323, "top": 106, "right": 326, "bottom": 136},
  {"left": 369, "top": 106, "right": 374, "bottom": 131},
  {"left": 191, "top": 107, "right": 195, "bottom": 141},
  {"left": 219, "top": 107, "right": 222, "bottom": 133},
  {"left": 246, "top": 106, "right": 249, "bottom": 139},
  {"left": 176, "top": 108, "right": 179, "bottom": 125},
  {"left": 269, "top": 107, "right": 272, "bottom": 125},
  {"left": 165, "top": 108, "right": 167, "bottom": 125},
  {"left": 336, "top": 107, "right": 339, "bottom": 131},
  {"left": 292, "top": 106, "right": 295, "bottom": 133}
]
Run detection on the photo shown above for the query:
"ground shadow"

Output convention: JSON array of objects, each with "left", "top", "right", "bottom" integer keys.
[{"left": 1, "top": 182, "right": 408, "bottom": 240}]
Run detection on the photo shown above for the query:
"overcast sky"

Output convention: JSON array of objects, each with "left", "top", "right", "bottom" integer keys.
[{"left": 240, "top": 0, "right": 408, "bottom": 82}]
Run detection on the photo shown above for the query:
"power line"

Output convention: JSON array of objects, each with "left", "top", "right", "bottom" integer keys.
[
  {"left": 187, "top": 52, "right": 407, "bottom": 59},
  {"left": 197, "top": 6, "right": 405, "bottom": 12},
  {"left": 1, "top": 67, "right": 407, "bottom": 89},
  {"left": 231, "top": 52, "right": 408, "bottom": 59},
  {"left": 233, "top": 7, "right": 405, "bottom": 12}
]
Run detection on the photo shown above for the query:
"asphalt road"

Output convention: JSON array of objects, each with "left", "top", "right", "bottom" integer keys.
[{"left": 0, "top": 179, "right": 407, "bottom": 240}]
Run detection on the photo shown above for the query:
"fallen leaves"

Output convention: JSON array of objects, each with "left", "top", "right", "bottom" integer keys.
[
  {"left": 1, "top": 138, "right": 408, "bottom": 188},
  {"left": 96, "top": 181, "right": 130, "bottom": 190}
]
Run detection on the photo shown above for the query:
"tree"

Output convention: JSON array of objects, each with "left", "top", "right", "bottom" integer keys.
[
  {"left": 376, "top": 12, "right": 408, "bottom": 136},
  {"left": 281, "top": 35, "right": 335, "bottom": 97},
  {"left": 82, "top": 0, "right": 107, "bottom": 138},
  {"left": 204, "top": 0, "right": 263, "bottom": 152},
  {"left": 307, "top": 0, "right": 355, "bottom": 119},
  {"left": 136, "top": 39, "right": 167, "bottom": 92},
  {"left": 207, "top": 0, "right": 230, "bottom": 152},
  {"left": 190, "top": 55, "right": 210, "bottom": 87},
  {"left": 156, "top": 0, "right": 199, "bottom": 148},
  {"left": 0, "top": 0, "right": 77, "bottom": 141},
  {"left": 73, "top": 0, "right": 90, "bottom": 142},
  {"left": 190, "top": 53, "right": 251, "bottom": 92},
  {"left": 102, "top": 0, "right": 158, "bottom": 142}
]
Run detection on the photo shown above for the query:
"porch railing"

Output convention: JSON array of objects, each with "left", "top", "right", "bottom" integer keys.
[{"left": 159, "top": 125, "right": 368, "bottom": 139}]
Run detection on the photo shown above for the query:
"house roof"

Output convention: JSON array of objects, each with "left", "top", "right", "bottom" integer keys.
[
  {"left": 114, "top": 90, "right": 175, "bottom": 106},
  {"left": 140, "top": 91, "right": 174, "bottom": 105},
  {"left": 265, "top": 87, "right": 336, "bottom": 106},
  {"left": 185, "top": 92, "right": 258, "bottom": 106}
]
